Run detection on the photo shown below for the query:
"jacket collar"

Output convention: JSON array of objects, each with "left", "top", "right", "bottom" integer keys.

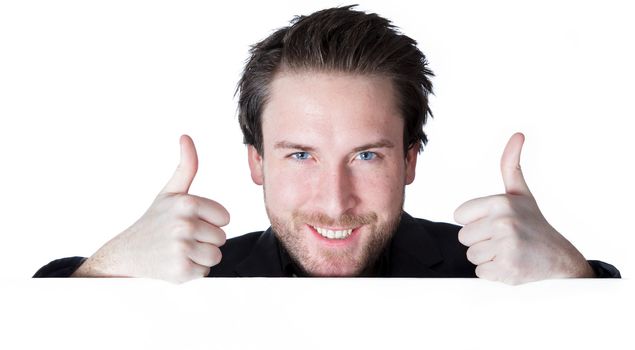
[
  {"left": 386, "top": 212, "right": 444, "bottom": 276},
  {"left": 234, "top": 227, "right": 287, "bottom": 277},
  {"left": 234, "top": 211, "right": 444, "bottom": 277}
]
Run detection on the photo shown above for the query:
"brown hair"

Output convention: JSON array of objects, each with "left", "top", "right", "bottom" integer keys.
[{"left": 236, "top": 5, "right": 434, "bottom": 155}]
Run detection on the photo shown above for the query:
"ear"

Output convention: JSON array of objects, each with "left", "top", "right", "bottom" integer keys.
[
  {"left": 247, "top": 145, "right": 264, "bottom": 185},
  {"left": 405, "top": 145, "right": 418, "bottom": 185}
]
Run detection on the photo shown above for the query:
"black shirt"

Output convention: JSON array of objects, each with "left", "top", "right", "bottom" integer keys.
[{"left": 33, "top": 212, "right": 621, "bottom": 278}]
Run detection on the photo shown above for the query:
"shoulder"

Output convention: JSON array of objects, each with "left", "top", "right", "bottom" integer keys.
[
  {"left": 411, "top": 216, "right": 461, "bottom": 235},
  {"left": 222, "top": 231, "right": 264, "bottom": 253},
  {"left": 400, "top": 213, "right": 462, "bottom": 243},
  {"left": 395, "top": 213, "right": 475, "bottom": 277},
  {"left": 413, "top": 217, "right": 468, "bottom": 259},
  {"left": 411, "top": 217, "right": 463, "bottom": 248},
  {"left": 210, "top": 231, "right": 264, "bottom": 276}
]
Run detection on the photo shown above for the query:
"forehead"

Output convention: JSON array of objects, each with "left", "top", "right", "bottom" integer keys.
[{"left": 261, "top": 71, "right": 403, "bottom": 147}]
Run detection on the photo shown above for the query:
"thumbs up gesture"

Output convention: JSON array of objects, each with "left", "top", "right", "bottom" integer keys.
[
  {"left": 73, "top": 135, "right": 230, "bottom": 283},
  {"left": 454, "top": 133, "right": 595, "bottom": 285}
]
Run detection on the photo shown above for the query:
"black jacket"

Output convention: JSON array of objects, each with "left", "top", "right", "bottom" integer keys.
[{"left": 33, "top": 212, "right": 621, "bottom": 278}]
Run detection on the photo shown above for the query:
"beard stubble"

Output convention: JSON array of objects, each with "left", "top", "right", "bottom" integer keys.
[{"left": 267, "top": 206, "right": 403, "bottom": 277}]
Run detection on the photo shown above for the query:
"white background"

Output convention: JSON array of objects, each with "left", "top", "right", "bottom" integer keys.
[{"left": 0, "top": 1, "right": 633, "bottom": 349}]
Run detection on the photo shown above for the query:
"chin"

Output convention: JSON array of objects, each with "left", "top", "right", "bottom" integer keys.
[{"left": 302, "top": 258, "right": 364, "bottom": 277}]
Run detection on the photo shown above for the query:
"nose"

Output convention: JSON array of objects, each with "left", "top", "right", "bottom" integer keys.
[{"left": 313, "top": 162, "right": 359, "bottom": 219}]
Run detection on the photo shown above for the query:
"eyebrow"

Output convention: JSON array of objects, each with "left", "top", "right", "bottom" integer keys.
[
  {"left": 273, "top": 139, "right": 395, "bottom": 153},
  {"left": 352, "top": 140, "right": 395, "bottom": 152},
  {"left": 274, "top": 141, "right": 316, "bottom": 152}
]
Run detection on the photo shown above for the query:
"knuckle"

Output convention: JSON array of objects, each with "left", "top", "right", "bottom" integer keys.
[
  {"left": 172, "top": 258, "right": 193, "bottom": 279},
  {"left": 177, "top": 195, "right": 198, "bottom": 213},
  {"left": 172, "top": 240, "right": 191, "bottom": 258},
  {"left": 495, "top": 217, "right": 517, "bottom": 233},
  {"left": 492, "top": 196, "right": 513, "bottom": 213},
  {"left": 504, "top": 234, "right": 522, "bottom": 253},
  {"left": 173, "top": 221, "right": 196, "bottom": 238}
]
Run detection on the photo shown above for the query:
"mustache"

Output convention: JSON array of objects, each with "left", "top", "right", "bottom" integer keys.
[{"left": 293, "top": 211, "right": 378, "bottom": 228}]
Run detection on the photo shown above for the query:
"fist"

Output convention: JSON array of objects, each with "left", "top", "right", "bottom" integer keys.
[
  {"left": 454, "top": 133, "right": 594, "bottom": 285},
  {"left": 75, "top": 135, "right": 230, "bottom": 283}
]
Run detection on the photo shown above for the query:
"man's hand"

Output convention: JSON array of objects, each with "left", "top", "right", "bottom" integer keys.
[
  {"left": 454, "top": 133, "right": 595, "bottom": 285},
  {"left": 72, "top": 135, "right": 230, "bottom": 283}
]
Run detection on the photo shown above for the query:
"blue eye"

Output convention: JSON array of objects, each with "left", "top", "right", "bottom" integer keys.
[
  {"left": 357, "top": 151, "right": 376, "bottom": 161},
  {"left": 291, "top": 152, "right": 310, "bottom": 160}
]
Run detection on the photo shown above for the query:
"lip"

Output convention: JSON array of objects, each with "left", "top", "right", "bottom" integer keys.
[
  {"left": 311, "top": 225, "right": 356, "bottom": 231},
  {"left": 306, "top": 224, "right": 361, "bottom": 246}
]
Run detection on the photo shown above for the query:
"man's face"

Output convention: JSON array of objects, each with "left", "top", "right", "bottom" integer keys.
[{"left": 248, "top": 71, "right": 418, "bottom": 276}]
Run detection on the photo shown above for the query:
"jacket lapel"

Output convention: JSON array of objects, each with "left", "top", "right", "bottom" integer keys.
[{"left": 387, "top": 212, "right": 445, "bottom": 277}]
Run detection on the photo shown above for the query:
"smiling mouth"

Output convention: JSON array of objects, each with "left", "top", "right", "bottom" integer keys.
[{"left": 309, "top": 225, "right": 355, "bottom": 240}]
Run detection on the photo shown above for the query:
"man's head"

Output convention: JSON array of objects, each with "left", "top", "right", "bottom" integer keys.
[{"left": 236, "top": 6, "right": 434, "bottom": 276}]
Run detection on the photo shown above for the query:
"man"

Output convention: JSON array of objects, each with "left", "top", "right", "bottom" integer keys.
[{"left": 34, "top": 6, "right": 619, "bottom": 284}]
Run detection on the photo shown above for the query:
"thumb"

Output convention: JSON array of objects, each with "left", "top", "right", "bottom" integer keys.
[
  {"left": 501, "top": 132, "right": 531, "bottom": 196},
  {"left": 161, "top": 134, "right": 199, "bottom": 194}
]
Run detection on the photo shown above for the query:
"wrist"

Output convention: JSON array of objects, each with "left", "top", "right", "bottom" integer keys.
[
  {"left": 564, "top": 254, "right": 596, "bottom": 278},
  {"left": 574, "top": 260, "right": 596, "bottom": 278},
  {"left": 70, "top": 255, "right": 122, "bottom": 277},
  {"left": 70, "top": 257, "right": 94, "bottom": 277}
]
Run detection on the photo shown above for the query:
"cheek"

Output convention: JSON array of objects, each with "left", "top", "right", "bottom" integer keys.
[
  {"left": 350, "top": 163, "right": 406, "bottom": 208},
  {"left": 263, "top": 164, "right": 315, "bottom": 212},
  {"left": 356, "top": 170, "right": 404, "bottom": 204}
]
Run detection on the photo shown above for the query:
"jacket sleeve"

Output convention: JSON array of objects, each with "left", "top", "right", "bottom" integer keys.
[
  {"left": 587, "top": 260, "right": 621, "bottom": 278},
  {"left": 33, "top": 257, "right": 87, "bottom": 277}
]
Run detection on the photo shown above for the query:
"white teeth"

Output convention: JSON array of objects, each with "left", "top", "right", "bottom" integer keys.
[{"left": 314, "top": 226, "right": 353, "bottom": 240}]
